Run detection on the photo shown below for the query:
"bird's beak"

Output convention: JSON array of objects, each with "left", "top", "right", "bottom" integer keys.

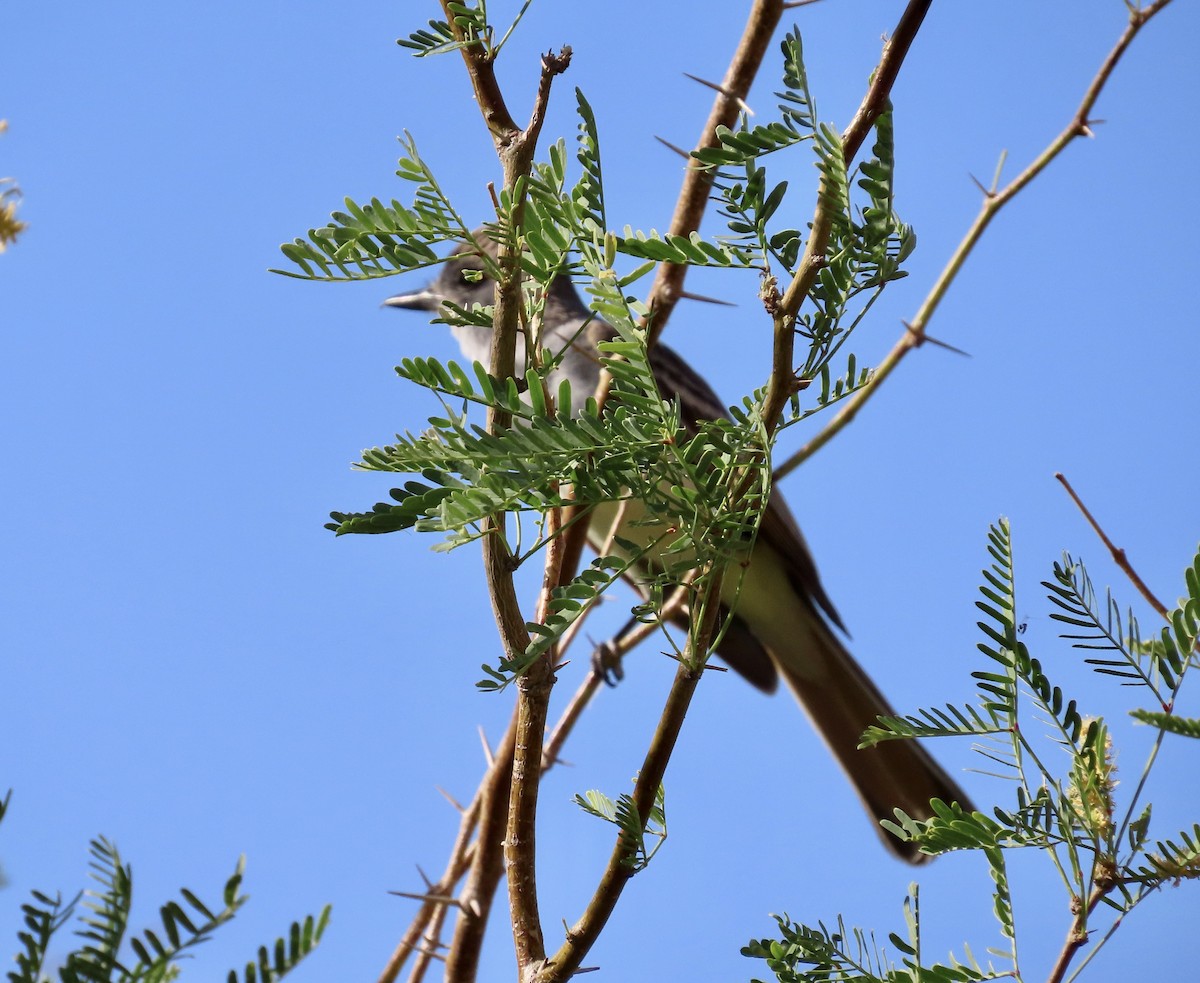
[{"left": 382, "top": 287, "right": 442, "bottom": 312}]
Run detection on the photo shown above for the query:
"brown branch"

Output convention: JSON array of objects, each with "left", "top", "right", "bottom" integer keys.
[
  {"left": 1046, "top": 883, "right": 1109, "bottom": 983},
  {"left": 442, "top": 710, "right": 518, "bottom": 982},
  {"left": 387, "top": 567, "right": 693, "bottom": 983},
  {"left": 761, "top": 0, "right": 932, "bottom": 435},
  {"left": 840, "top": 1, "right": 931, "bottom": 163},
  {"left": 383, "top": 815, "right": 479, "bottom": 983},
  {"left": 489, "top": 53, "right": 578, "bottom": 969},
  {"left": 506, "top": 506, "right": 570, "bottom": 974},
  {"left": 1055, "top": 472, "right": 1170, "bottom": 619},
  {"left": 480, "top": 48, "right": 574, "bottom": 679},
  {"left": 550, "top": 502, "right": 599, "bottom": 656},
  {"left": 440, "top": 29, "right": 573, "bottom": 674},
  {"left": 436, "top": 1, "right": 518, "bottom": 142},
  {"left": 641, "top": 0, "right": 786, "bottom": 348},
  {"left": 538, "top": 568, "right": 726, "bottom": 982},
  {"left": 782, "top": 0, "right": 1176, "bottom": 473},
  {"left": 405, "top": 898, "right": 455, "bottom": 983},
  {"left": 425, "top": 32, "right": 575, "bottom": 980},
  {"left": 374, "top": 734, "right": 501, "bottom": 983},
  {"left": 376, "top": 790, "right": 481, "bottom": 983}
]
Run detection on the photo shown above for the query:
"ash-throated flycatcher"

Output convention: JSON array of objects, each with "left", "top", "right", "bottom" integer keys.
[{"left": 385, "top": 236, "right": 971, "bottom": 861}]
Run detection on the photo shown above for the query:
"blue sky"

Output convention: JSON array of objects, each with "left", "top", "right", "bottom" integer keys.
[{"left": 4, "top": 2, "right": 1198, "bottom": 981}]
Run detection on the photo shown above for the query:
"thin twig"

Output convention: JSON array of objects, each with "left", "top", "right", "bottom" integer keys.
[
  {"left": 443, "top": 709, "right": 518, "bottom": 981},
  {"left": 1055, "top": 472, "right": 1169, "bottom": 618},
  {"left": 782, "top": 0, "right": 1176, "bottom": 473},
  {"left": 762, "top": 0, "right": 932, "bottom": 435},
  {"left": 540, "top": 568, "right": 726, "bottom": 982},
  {"left": 552, "top": 498, "right": 635, "bottom": 658},
  {"left": 641, "top": 0, "right": 786, "bottom": 349}
]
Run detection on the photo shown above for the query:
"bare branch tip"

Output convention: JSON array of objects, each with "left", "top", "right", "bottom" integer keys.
[{"left": 542, "top": 46, "right": 573, "bottom": 75}]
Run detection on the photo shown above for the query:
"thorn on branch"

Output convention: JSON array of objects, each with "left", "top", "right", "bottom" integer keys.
[
  {"left": 389, "top": 889, "right": 464, "bottom": 910},
  {"left": 404, "top": 941, "right": 448, "bottom": 964},
  {"left": 478, "top": 725, "right": 495, "bottom": 767},
  {"left": 903, "top": 321, "right": 971, "bottom": 356},
  {"left": 679, "top": 289, "right": 737, "bottom": 308},
  {"left": 653, "top": 135, "right": 692, "bottom": 161},
  {"left": 435, "top": 785, "right": 465, "bottom": 813},
  {"left": 682, "top": 72, "right": 755, "bottom": 116},
  {"left": 912, "top": 326, "right": 969, "bottom": 357},
  {"left": 968, "top": 172, "right": 997, "bottom": 199}
]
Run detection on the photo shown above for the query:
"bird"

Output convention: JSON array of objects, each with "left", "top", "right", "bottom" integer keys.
[{"left": 384, "top": 232, "right": 972, "bottom": 861}]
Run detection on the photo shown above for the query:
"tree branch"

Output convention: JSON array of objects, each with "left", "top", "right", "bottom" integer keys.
[
  {"left": 506, "top": 506, "right": 570, "bottom": 974},
  {"left": 1046, "top": 882, "right": 1108, "bottom": 983},
  {"left": 1055, "top": 472, "right": 1169, "bottom": 619},
  {"left": 782, "top": 0, "right": 1175, "bottom": 471},
  {"left": 539, "top": 568, "right": 726, "bottom": 982},
  {"left": 542, "top": 579, "right": 695, "bottom": 771},
  {"left": 428, "top": 31, "right": 575, "bottom": 979},
  {"left": 641, "top": 0, "right": 786, "bottom": 348},
  {"left": 761, "top": 0, "right": 932, "bottom": 435}
]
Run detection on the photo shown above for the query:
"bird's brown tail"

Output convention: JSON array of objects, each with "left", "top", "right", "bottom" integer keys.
[{"left": 769, "top": 620, "right": 973, "bottom": 863}]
